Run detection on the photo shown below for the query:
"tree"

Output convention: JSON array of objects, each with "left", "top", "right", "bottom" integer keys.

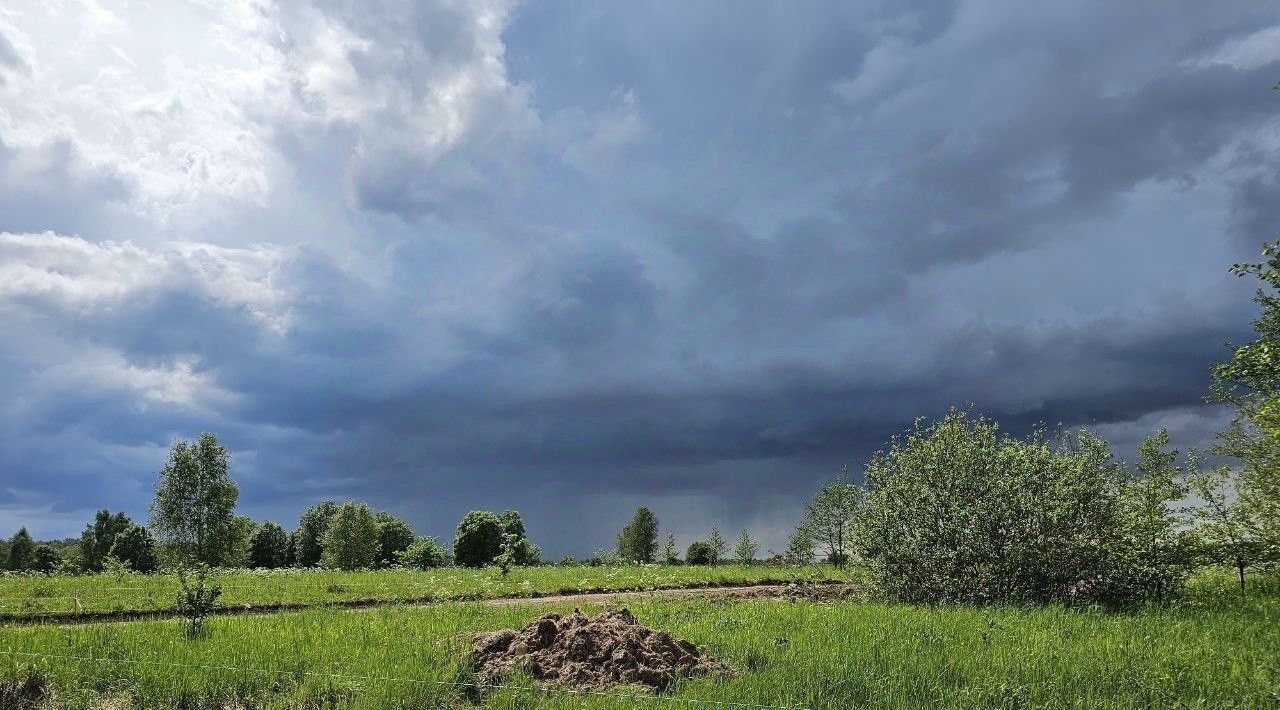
[
  {"left": 453, "top": 511, "right": 504, "bottom": 567},
  {"left": 663, "top": 533, "right": 679, "bottom": 565},
  {"left": 497, "top": 510, "right": 540, "bottom": 565},
  {"left": 858, "top": 410, "right": 1141, "bottom": 605},
  {"left": 1208, "top": 240, "right": 1280, "bottom": 566},
  {"left": 30, "top": 545, "right": 61, "bottom": 573},
  {"left": 5, "top": 528, "right": 35, "bottom": 571},
  {"left": 149, "top": 433, "right": 239, "bottom": 566},
  {"left": 219, "top": 515, "right": 256, "bottom": 568},
  {"left": 79, "top": 510, "right": 133, "bottom": 573},
  {"left": 248, "top": 521, "right": 289, "bottom": 569},
  {"left": 322, "top": 501, "right": 381, "bottom": 571},
  {"left": 617, "top": 507, "right": 660, "bottom": 563},
  {"left": 109, "top": 524, "right": 160, "bottom": 573},
  {"left": 733, "top": 529, "right": 758, "bottom": 565},
  {"left": 685, "top": 541, "right": 714, "bottom": 565},
  {"left": 1121, "top": 429, "right": 1195, "bottom": 600},
  {"left": 803, "top": 466, "right": 863, "bottom": 568},
  {"left": 1188, "top": 457, "right": 1263, "bottom": 593},
  {"left": 293, "top": 501, "right": 339, "bottom": 567},
  {"left": 706, "top": 527, "right": 726, "bottom": 566},
  {"left": 397, "top": 536, "right": 447, "bottom": 569},
  {"left": 784, "top": 524, "right": 815, "bottom": 565},
  {"left": 374, "top": 512, "right": 416, "bottom": 567}
]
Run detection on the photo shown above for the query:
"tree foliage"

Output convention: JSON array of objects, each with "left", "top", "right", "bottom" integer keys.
[
  {"left": 858, "top": 410, "right": 1152, "bottom": 605},
  {"left": 497, "top": 510, "right": 540, "bottom": 565},
  {"left": 248, "top": 521, "right": 289, "bottom": 569},
  {"left": 109, "top": 524, "right": 159, "bottom": 573},
  {"left": 784, "top": 524, "right": 815, "bottom": 565},
  {"left": 1208, "top": 240, "right": 1280, "bottom": 567},
  {"left": 322, "top": 501, "right": 381, "bottom": 571},
  {"left": 706, "top": 527, "right": 726, "bottom": 566},
  {"left": 803, "top": 466, "right": 862, "bottom": 568},
  {"left": 685, "top": 540, "right": 714, "bottom": 565},
  {"left": 397, "top": 536, "right": 447, "bottom": 569},
  {"left": 663, "top": 533, "right": 679, "bottom": 565},
  {"left": 293, "top": 501, "right": 339, "bottom": 568},
  {"left": 374, "top": 512, "right": 416, "bottom": 567},
  {"left": 733, "top": 529, "right": 758, "bottom": 565},
  {"left": 79, "top": 510, "right": 132, "bottom": 573},
  {"left": 617, "top": 507, "right": 660, "bottom": 563},
  {"left": 5, "top": 528, "right": 35, "bottom": 571},
  {"left": 453, "top": 511, "right": 504, "bottom": 568},
  {"left": 1119, "top": 429, "right": 1196, "bottom": 600},
  {"left": 149, "top": 433, "right": 240, "bottom": 566}
]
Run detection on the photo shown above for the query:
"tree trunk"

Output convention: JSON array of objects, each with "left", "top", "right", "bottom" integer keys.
[{"left": 1237, "top": 559, "right": 1247, "bottom": 595}]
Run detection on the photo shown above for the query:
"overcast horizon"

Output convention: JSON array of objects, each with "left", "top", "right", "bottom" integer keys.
[{"left": 1, "top": 1, "right": 1278, "bottom": 558}]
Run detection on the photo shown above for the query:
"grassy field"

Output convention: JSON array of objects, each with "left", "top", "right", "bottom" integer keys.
[
  {"left": 0, "top": 564, "right": 850, "bottom": 619},
  {"left": 1, "top": 572, "right": 1277, "bottom": 709}
]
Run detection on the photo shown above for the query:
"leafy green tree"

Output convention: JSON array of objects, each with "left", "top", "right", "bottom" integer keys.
[
  {"left": 248, "top": 521, "right": 289, "bottom": 569},
  {"left": 495, "top": 531, "right": 519, "bottom": 577},
  {"left": 374, "top": 512, "right": 416, "bottom": 567},
  {"left": 149, "top": 433, "right": 239, "bottom": 566},
  {"left": 1209, "top": 240, "right": 1280, "bottom": 566},
  {"left": 220, "top": 515, "right": 256, "bottom": 568},
  {"left": 453, "top": 511, "right": 504, "bottom": 567},
  {"left": 109, "top": 524, "right": 159, "bottom": 573},
  {"left": 663, "top": 533, "right": 679, "bottom": 565},
  {"left": 733, "top": 529, "right": 758, "bottom": 565},
  {"left": 285, "top": 530, "right": 299, "bottom": 567},
  {"left": 30, "top": 545, "right": 61, "bottom": 573},
  {"left": 397, "top": 536, "right": 447, "bottom": 569},
  {"left": 497, "top": 510, "right": 540, "bottom": 565},
  {"left": 706, "top": 527, "right": 726, "bottom": 566},
  {"left": 685, "top": 540, "right": 714, "bottom": 565},
  {"left": 293, "top": 500, "right": 340, "bottom": 567},
  {"left": 803, "top": 466, "right": 863, "bottom": 568},
  {"left": 1188, "top": 457, "right": 1264, "bottom": 593},
  {"left": 322, "top": 502, "right": 381, "bottom": 571},
  {"left": 617, "top": 507, "right": 660, "bottom": 563},
  {"left": 5, "top": 528, "right": 35, "bottom": 571},
  {"left": 79, "top": 510, "right": 133, "bottom": 573},
  {"left": 1121, "top": 429, "right": 1195, "bottom": 600},
  {"left": 784, "top": 524, "right": 815, "bottom": 565},
  {"left": 858, "top": 410, "right": 1140, "bottom": 605}
]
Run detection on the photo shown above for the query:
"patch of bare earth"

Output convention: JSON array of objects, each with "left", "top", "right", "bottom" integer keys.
[{"left": 471, "top": 607, "right": 733, "bottom": 693}]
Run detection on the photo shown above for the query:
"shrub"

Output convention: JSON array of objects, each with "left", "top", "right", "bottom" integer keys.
[
  {"left": 29, "top": 545, "right": 61, "bottom": 573},
  {"left": 858, "top": 409, "right": 1149, "bottom": 605},
  {"left": 686, "top": 541, "right": 715, "bottom": 565},
  {"left": 175, "top": 564, "right": 222, "bottom": 638},
  {"left": 397, "top": 536, "right": 447, "bottom": 569},
  {"left": 453, "top": 511, "right": 505, "bottom": 567}
]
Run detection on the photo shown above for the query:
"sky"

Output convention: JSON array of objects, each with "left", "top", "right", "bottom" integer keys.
[{"left": 0, "top": 1, "right": 1278, "bottom": 558}]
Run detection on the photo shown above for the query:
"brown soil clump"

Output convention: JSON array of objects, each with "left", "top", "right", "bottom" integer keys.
[{"left": 471, "top": 607, "right": 733, "bottom": 692}]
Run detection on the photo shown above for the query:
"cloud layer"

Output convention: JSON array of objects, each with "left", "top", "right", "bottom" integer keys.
[{"left": 0, "top": 0, "right": 1277, "bottom": 555}]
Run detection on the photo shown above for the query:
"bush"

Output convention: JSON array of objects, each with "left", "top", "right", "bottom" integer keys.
[
  {"left": 29, "top": 545, "right": 61, "bottom": 573},
  {"left": 686, "top": 541, "right": 715, "bottom": 565},
  {"left": 453, "top": 511, "right": 504, "bottom": 567},
  {"left": 397, "top": 536, "right": 447, "bottom": 569},
  {"left": 858, "top": 409, "right": 1153, "bottom": 606},
  {"left": 175, "top": 564, "right": 222, "bottom": 638}
]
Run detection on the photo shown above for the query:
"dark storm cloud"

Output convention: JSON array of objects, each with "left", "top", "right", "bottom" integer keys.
[{"left": 1, "top": 0, "right": 1278, "bottom": 554}]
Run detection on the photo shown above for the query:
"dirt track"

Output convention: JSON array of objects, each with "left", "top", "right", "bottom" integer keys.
[{"left": 2, "top": 581, "right": 854, "bottom": 628}]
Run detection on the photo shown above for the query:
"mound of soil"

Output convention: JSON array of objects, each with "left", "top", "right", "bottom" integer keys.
[{"left": 471, "top": 607, "right": 733, "bottom": 692}]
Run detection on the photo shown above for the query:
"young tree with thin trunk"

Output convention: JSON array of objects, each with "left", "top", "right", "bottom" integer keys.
[
  {"left": 322, "top": 501, "right": 381, "bottom": 571},
  {"left": 707, "top": 527, "right": 726, "bottom": 566},
  {"left": 149, "top": 433, "right": 239, "bottom": 566},
  {"left": 617, "top": 507, "right": 660, "bottom": 563},
  {"left": 663, "top": 533, "right": 679, "bottom": 565},
  {"left": 733, "top": 529, "right": 758, "bottom": 565},
  {"left": 785, "top": 524, "right": 815, "bottom": 565},
  {"left": 804, "top": 465, "right": 862, "bottom": 568},
  {"left": 1188, "top": 456, "right": 1261, "bottom": 594}
]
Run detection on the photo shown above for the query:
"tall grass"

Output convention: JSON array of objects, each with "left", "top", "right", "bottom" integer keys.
[{"left": 2, "top": 572, "right": 1277, "bottom": 709}]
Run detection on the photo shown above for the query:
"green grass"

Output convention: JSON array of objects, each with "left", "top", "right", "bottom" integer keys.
[
  {"left": 2, "top": 573, "right": 1278, "bottom": 709},
  {"left": 0, "top": 565, "right": 849, "bottom": 619}
]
